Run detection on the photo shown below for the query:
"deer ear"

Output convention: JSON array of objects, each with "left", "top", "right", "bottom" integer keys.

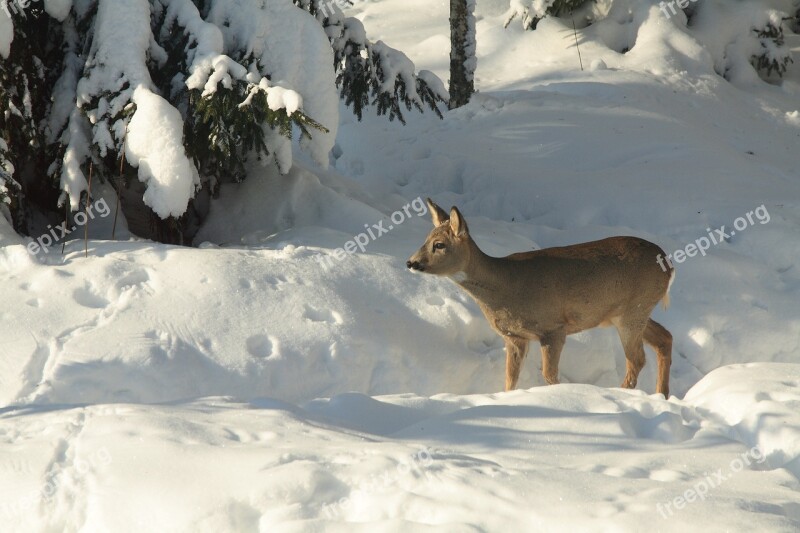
[
  {"left": 427, "top": 198, "right": 449, "bottom": 227},
  {"left": 449, "top": 207, "right": 469, "bottom": 237}
]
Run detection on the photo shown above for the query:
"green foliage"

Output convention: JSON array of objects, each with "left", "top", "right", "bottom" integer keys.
[
  {"left": 546, "top": 0, "right": 593, "bottom": 17},
  {"left": 44, "top": 3, "right": 98, "bottom": 190},
  {"left": 295, "top": 0, "right": 446, "bottom": 123},
  {"left": 0, "top": 0, "right": 336, "bottom": 241},
  {"left": 0, "top": 7, "right": 64, "bottom": 230},
  {"left": 337, "top": 29, "right": 445, "bottom": 124},
  {"left": 150, "top": 8, "right": 330, "bottom": 193},
  {"left": 185, "top": 77, "right": 328, "bottom": 184},
  {"left": 0, "top": 140, "right": 15, "bottom": 207},
  {"left": 751, "top": 21, "right": 794, "bottom": 79},
  {"left": 505, "top": 0, "right": 594, "bottom": 30},
  {"left": 372, "top": 56, "right": 444, "bottom": 123},
  {"left": 337, "top": 40, "right": 371, "bottom": 120},
  {"left": 2, "top": 0, "right": 439, "bottom": 240}
]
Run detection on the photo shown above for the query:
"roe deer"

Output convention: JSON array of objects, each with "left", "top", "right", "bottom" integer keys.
[{"left": 406, "top": 199, "right": 675, "bottom": 397}]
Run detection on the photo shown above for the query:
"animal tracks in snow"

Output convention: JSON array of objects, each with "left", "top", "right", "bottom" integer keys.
[
  {"left": 246, "top": 334, "right": 279, "bottom": 359},
  {"left": 302, "top": 304, "right": 343, "bottom": 325},
  {"left": 73, "top": 286, "right": 110, "bottom": 309}
]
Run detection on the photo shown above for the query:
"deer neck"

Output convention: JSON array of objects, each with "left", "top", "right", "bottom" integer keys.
[{"left": 449, "top": 238, "right": 507, "bottom": 301}]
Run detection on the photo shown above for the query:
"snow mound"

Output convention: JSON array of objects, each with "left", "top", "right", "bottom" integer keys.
[
  {"left": 2, "top": 372, "right": 799, "bottom": 531},
  {"left": 125, "top": 86, "right": 199, "bottom": 219},
  {"left": 685, "top": 363, "right": 800, "bottom": 478}
]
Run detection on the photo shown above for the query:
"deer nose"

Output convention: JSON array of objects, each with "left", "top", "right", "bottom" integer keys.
[{"left": 406, "top": 260, "right": 424, "bottom": 271}]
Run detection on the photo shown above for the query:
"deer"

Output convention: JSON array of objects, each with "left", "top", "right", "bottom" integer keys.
[{"left": 406, "top": 199, "right": 675, "bottom": 397}]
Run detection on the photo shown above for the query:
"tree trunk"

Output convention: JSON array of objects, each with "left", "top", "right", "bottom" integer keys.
[{"left": 449, "top": 0, "right": 475, "bottom": 109}]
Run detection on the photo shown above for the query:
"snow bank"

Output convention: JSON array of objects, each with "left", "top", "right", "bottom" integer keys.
[
  {"left": 2, "top": 376, "right": 798, "bottom": 531},
  {"left": 691, "top": 0, "right": 795, "bottom": 86},
  {"left": 685, "top": 363, "right": 800, "bottom": 477}
]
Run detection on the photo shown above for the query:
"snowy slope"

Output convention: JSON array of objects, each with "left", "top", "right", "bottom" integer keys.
[
  {"left": 2, "top": 0, "right": 800, "bottom": 531},
  {"left": 1, "top": 366, "right": 799, "bottom": 530}
]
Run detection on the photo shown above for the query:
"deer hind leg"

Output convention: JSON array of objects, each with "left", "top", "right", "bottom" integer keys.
[
  {"left": 614, "top": 318, "right": 648, "bottom": 391},
  {"left": 539, "top": 331, "right": 566, "bottom": 386},
  {"left": 644, "top": 318, "right": 672, "bottom": 397},
  {"left": 504, "top": 336, "right": 529, "bottom": 391}
]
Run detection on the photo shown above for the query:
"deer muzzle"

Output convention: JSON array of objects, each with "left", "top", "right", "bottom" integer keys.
[{"left": 406, "top": 260, "right": 425, "bottom": 272}]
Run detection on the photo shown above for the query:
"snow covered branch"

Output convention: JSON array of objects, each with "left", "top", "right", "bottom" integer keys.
[
  {"left": 0, "top": 0, "right": 336, "bottom": 234},
  {"left": 504, "top": 0, "right": 592, "bottom": 30},
  {"left": 295, "top": 0, "right": 448, "bottom": 123}
]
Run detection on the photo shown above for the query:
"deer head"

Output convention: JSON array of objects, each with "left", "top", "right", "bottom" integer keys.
[{"left": 406, "top": 198, "right": 472, "bottom": 276}]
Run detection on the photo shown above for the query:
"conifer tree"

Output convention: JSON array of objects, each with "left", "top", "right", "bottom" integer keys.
[
  {"left": 294, "top": 0, "right": 448, "bottom": 123},
  {"left": 0, "top": 0, "right": 447, "bottom": 243},
  {"left": 504, "top": 0, "right": 592, "bottom": 30}
]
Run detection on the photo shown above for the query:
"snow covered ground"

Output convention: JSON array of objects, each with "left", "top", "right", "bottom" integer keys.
[{"left": 2, "top": 0, "right": 800, "bottom": 530}]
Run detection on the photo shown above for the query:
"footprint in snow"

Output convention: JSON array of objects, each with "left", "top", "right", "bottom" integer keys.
[
  {"left": 72, "top": 286, "right": 110, "bottom": 309},
  {"left": 263, "top": 274, "right": 289, "bottom": 289},
  {"left": 116, "top": 269, "right": 150, "bottom": 291},
  {"left": 302, "top": 305, "right": 343, "bottom": 325},
  {"left": 246, "top": 334, "right": 277, "bottom": 359},
  {"left": 412, "top": 145, "right": 432, "bottom": 160}
]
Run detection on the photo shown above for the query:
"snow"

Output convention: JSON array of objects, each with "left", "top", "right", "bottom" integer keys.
[
  {"left": 0, "top": 9, "right": 12, "bottom": 59},
  {"left": 44, "top": 0, "right": 73, "bottom": 21},
  {"left": 53, "top": 0, "right": 337, "bottom": 216},
  {"left": 125, "top": 86, "right": 199, "bottom": 219},
  {"left": 691, "top": 0, "right": 795, "bottom": 86},
  {"left": 371, "top": 41, "right": 421, "bottom": 98},
  {"left": 64, "top": 0, "right": 156, "bottom": 210},
  {"left": 2, "top": 0, "right": 800, "bottom": 530},
  {"left": 684, "top": 363, "right": 800, "bottom": 478},
  {"left": 204, "top": 0, "right": 339, "bottom": 168},
  {"left": 59, "top": 109, "right": 91, "bottom": 210},
  {"left": 417, "top": 69, "right": 449, "bottom": 101},
  {"left": 263, "top": 81, "right": 303, "bottom": 116}
]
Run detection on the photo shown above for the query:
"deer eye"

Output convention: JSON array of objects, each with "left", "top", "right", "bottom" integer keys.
[{"left": 433, "top": 242, "right": 446, "bottom": 251}]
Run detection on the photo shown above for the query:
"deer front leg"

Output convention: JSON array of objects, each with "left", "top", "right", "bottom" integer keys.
[
  {"left": 504, "top": 336, "right": 529, "bottom": 391},
  {"left": 539, "top": 331, "right": 566, "bottom": 385}
]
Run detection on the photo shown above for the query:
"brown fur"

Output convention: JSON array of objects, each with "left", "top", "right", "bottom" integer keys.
[{"left": 407, "top": 199, "right": 675, "bottom": 397}]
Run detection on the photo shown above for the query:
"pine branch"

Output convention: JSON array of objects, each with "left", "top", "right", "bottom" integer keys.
[{"left": 296, "top": 0, "right": 448, "bottom": 121}]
